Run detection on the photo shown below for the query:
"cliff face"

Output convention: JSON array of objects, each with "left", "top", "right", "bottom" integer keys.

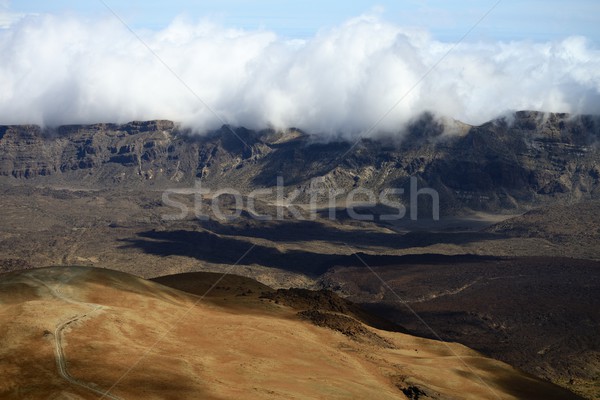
[
  {"left": 1, "top": 111, "right": 599, "bottom": 212},
  {"left": 0, "top": 120, "right": 189, "bottom": 184},
  {"left": 420, "top": 112, "right": 600, "bottom": 210}
]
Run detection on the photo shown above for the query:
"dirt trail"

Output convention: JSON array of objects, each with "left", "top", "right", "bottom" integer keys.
[{"left": 26, "top": 275, "right": 122, "bottom": 400}]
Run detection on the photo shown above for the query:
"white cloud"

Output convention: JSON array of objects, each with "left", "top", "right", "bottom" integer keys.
[{"left": 0, "top": 13, "right": 599, "bottom": 137}]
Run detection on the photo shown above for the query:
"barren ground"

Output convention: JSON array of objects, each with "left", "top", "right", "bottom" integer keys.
[{"left": 0, "top": 266, "right": 585, "bottom": 400}]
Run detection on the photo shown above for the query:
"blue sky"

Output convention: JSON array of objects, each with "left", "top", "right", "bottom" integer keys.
[{"left": 3, "top": 0, "right": 600, "bottom": 42}]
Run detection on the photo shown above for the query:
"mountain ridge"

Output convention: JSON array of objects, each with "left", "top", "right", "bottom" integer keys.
[{"left": 1, "top": 111, "right": 599, "bottom": 215}]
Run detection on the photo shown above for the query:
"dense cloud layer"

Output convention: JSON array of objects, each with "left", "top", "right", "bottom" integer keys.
[{"left": 0, "top": 13, "right": 599, "bottom": 136}]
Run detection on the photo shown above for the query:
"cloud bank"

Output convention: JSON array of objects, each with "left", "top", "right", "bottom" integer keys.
[{"left": 0, "top": 13, "right": 599, "bottom": 136}]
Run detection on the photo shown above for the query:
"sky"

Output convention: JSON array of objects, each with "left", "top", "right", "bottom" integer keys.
[
  {"left": 0, "top": 1, "right": 599, "bottom": 135},
  {"left": 3, "top": 0, "right": 600, "bottom": 42}
]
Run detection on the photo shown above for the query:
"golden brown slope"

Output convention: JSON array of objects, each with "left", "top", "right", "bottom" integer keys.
[{"left": 0, "top": 266, "right": 584, "bottom": 399}]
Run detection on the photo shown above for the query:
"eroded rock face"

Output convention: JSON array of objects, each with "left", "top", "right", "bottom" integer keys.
[
  {"left": 1, "top": 111, "right": 599, "bottom": 212},
  {"left": 0, "top": 120, "right": 190, "bottom": 184},
  {"left": 418, "top": 112, "right": 600, "bottom": 210}
]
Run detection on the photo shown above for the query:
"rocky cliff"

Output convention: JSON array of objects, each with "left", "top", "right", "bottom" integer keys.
[{"left": 1, "top": 111, "right": 599, "bottom": 213}]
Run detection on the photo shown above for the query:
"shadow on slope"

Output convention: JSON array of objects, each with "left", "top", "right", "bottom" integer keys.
[
  {"left": 121, "top": 229, "right": 501, "bottom": 276},
  {"left": 199, "top": 216, "right": 507, "bottom": 246}
]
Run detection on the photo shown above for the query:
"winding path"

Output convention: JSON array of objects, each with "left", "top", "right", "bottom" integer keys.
[
  {"left": 404, "top": 278, "right": 482, "bottom": 303},
  {"left": 27, "top": 275, "right": 123, "bottom": 400}
]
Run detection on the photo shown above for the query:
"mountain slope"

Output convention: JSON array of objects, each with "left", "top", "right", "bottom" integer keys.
[
  {"left": 0, "top": 266, "right": 585, "bottom": 399},
  {"left": 486, "top": 199, "right": 600, "bottom": 257}
]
